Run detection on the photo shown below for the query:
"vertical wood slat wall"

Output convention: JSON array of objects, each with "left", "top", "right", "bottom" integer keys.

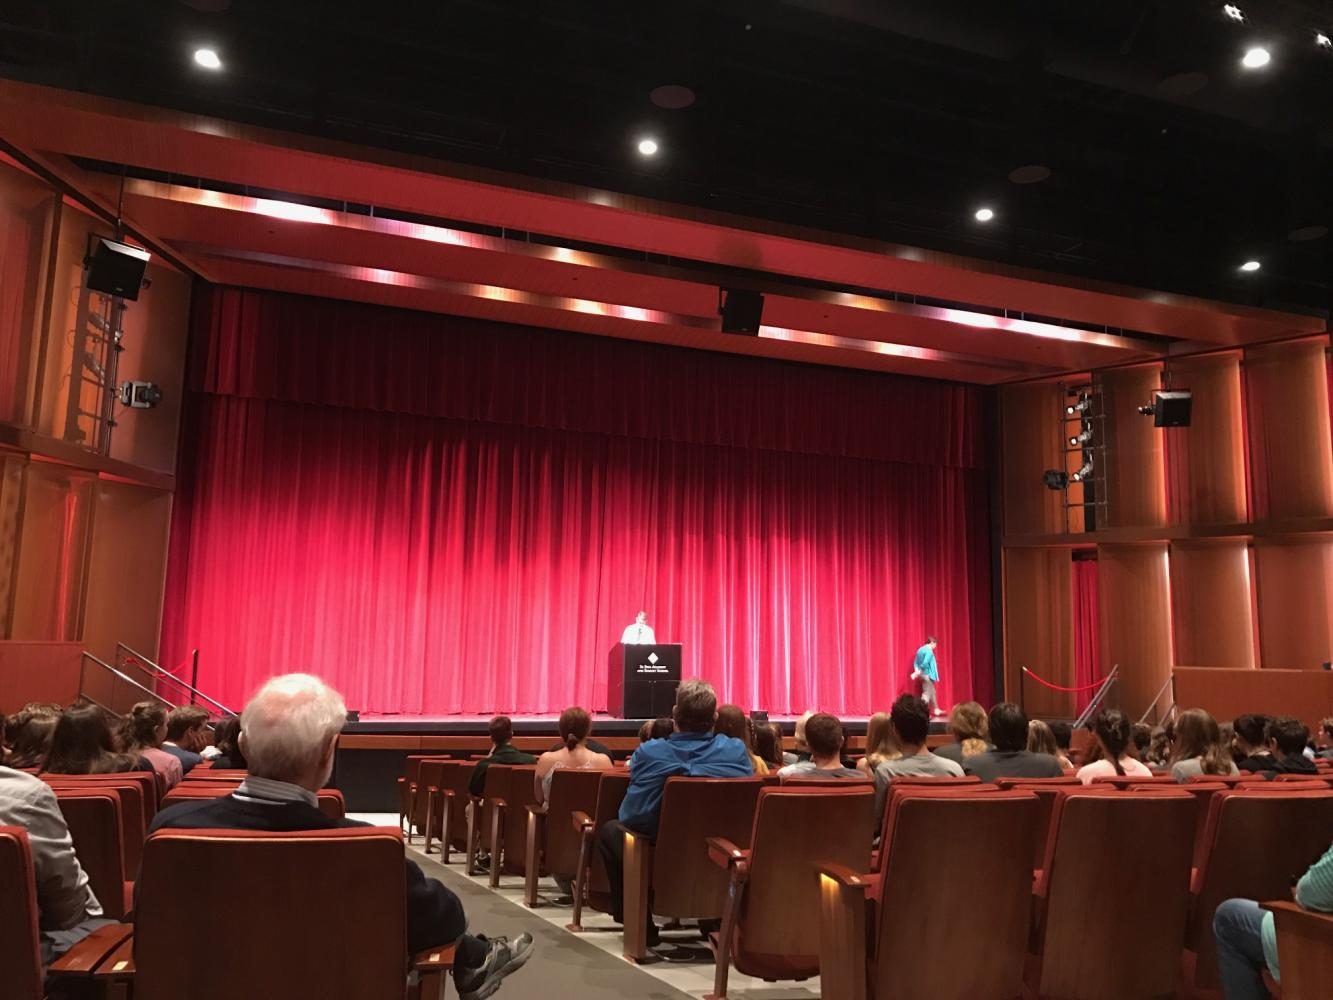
[{"left": 999, "top": 337, "right": 1333, "bottom": 721}]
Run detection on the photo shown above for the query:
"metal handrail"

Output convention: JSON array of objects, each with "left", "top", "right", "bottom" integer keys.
[
  {"left": 80, "top": 652, "right": 175, "bottom": 709},
  {"left": 115, "top": 642, "right": 235, "bottom": 718},
  {"left": 1073, "top": 664, "right": 1120, "bottom": 729},
  {"left": 1138, "top": 673, "right": 1177, "bottom": 726}
]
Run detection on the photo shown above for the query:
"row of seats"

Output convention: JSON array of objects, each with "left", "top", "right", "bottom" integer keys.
[{"left": 399, "top": 754, "right": 1333, "bottom": 999}]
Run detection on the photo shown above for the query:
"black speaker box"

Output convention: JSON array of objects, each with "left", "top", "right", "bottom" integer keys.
[
  {"left": 86, "top": 238, "right": 150, "bottom": 300},
  {"left": 720, "top": 289, "right": 764, "bottom": 334},
  {"left": 1152, "top": 390, "right": 1192, "bottom": 427}
]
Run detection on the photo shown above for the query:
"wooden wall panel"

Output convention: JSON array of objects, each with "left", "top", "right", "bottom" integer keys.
[
  {"left": 1245, "top": 339, "right": 1333, "bottom": 520},
  {"left": 0, "top": 160, "right": 58, "bottom": 428},
  {"left": 1253, "top": 539, "right": 1333, "bottom": 670},
  {"left": 1098, "top": 543, "right": 1173, "bottom": 717},
  {"left": 0, "top": 639, "right": 82, "bottom": 708},
  {"left": 9, "top": 462, "right": 94, "bottom": 641},
  {"left": 1001, "top": 383, "right": 1069, "bottom": 537},
  {"left": 1169, "top": 541, "right": 1255, "bottom": 670},
  {"left": 1165, "top": 353, "right": 1247, "bottom": 525},
  {"left": 1099, "top": 366, "right": 1166, "bottom": 529},
  {"left": 1173, "top": 667, "right": 1333, "bottom": 733},
  {"left": 1002, "top": 547, "right": 1074, "bottom": 717}
]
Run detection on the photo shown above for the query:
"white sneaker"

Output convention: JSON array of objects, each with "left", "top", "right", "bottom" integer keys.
[{"left": 455, "top": 934, "right": 535, "bottom": 1000}]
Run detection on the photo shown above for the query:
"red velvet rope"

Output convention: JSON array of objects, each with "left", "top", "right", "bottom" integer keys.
[{"left": 1020, "top": 666, "right": 1111, "bottom": 693}]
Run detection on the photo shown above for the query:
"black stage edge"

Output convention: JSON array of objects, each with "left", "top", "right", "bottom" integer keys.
[{"left": 333, "top": 717, "right": 950, "bottom": 813}]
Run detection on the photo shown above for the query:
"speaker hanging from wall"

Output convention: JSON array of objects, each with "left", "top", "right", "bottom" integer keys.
[
  {"left": 86, "top": 237, "right": 151, "bottom": 300},
  {"left": 719, "top": 288, "right": 764, "bottom": 335}
]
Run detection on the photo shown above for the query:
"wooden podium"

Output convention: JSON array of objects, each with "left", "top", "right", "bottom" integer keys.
[{"left": 607, "top": 643, "right": 682, "bottom": 719}]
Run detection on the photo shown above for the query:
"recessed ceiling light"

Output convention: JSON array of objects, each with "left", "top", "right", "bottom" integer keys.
[
  {"left": 636, "top": 138, "right": 659, "bottom": 157},
  {"left": 193, "top": 47, "right": 222, "bottom": 70},
  {"left": 974, "top": 207, "right": 995, "bottom": 222},
  {"left": 1239, "top": 260, "right": 1261, "bottom": 272},
  {"left": 1223, "top": 5, "right": 1244, "bottom": 22},
  {"left": 1241, "top": 46, "right": 1271, "bottom": 69},
  {"left": 1317, "top": 32, "right": 1331, "bottom": 48}
]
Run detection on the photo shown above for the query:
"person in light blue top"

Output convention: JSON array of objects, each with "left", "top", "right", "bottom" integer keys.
[{"left": 910, "top": 635, "right": 944, "bottom": 717}]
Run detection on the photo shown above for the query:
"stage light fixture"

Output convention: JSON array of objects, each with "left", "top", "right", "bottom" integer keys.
[
  {"left": 1223, "top": 5, "right": 1244, "bottom": 22},
  {"left": 1239, "top": 259, "right": 1261, "bottom": 272},
  {"left": 193, "top": 47, "right": 222, "bottom": 70},
  {"left": 1069, "top": 428, "right": 1093, "bottom": 446},
  {"left": 1241, "top": 46, "right": 1271, "bottom": 69},
  {"left": 1066, "top": 396, "right": 1092, "bottom": 416},
  {"left": 1043, "top": 469, "right": 1069, "bottom": 491},
  {"left": 637, "top": 137, "right": 659, "bottom": 156},
  {"left": 1070, "top": 459, "right": 1094, "bottom": 483},
  {"left": 974, "top": 207, "right": 995, "bottom": 222}
]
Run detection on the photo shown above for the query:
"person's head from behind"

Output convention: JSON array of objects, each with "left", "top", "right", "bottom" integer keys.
[
  {"left": 672, "top": 678, "right": 718, "bottom": 734},
  {"left": 1049, "top": 720, "right": 1072, "bottom": 752},
  {"left": 4, "top": 710, "right": 58, "bottom": 768},
  {"left": 926, "top": 635, "right": 937, "bottom": 650},
  {"left": 804, "top": 713, "right": 845, "bottom": 763},
  {"left": 1131, "top": 722, "right": 1152, "bottom": 760},
  {"left": 752, "top": 721, "right": 783, "bottom": 767},
  {"left": 1093, "top": 709, "right": 1132, "bottom": 773},
  {"left": 1267, "top": 716, "right": 1309, "bottom": 757},
  {"left": 240, "top": 673, "right": 346, "bottom": 790},
  {"left": 1171, "top": 708, "right": 1231, "bottom": 774},
  {"left": 793, "top": 710, "right": 815, "bottom": 752},
  {"left": 889, "top": 693, "right": 930, "bottom": 750},
  {"left": 120, "top": 701, "right": 168, "bottom": 751},
  {"left": 987, "top": 702, "right": 1028, "bottom": 753},
  {"left": 558, "top": 706, "right": 592, "bottom": 752},
  {"left": 1319, "top": 718, "right": 1333, "bottom": 750},
  {"left": 947, "top": 701, "right": 988, "bottom": 752},
  {"left": 1026, "top": 718, "right": 1059, "bottom": 757},
  {"left": 1233, "top": 714, "right": 1269, "bottom": 755},
  {"left": 864, "top": 711, "right": 897, "bottom": 760},
  {"left": 212, "top": 716, "right": 247, "bottom": 768},
  {"left": 166, "top": 705, "right": 211, "bottom": 752},
  {"left": 1147, "top": 726, "right": 1172, "bottom": 765},
  {"left": 714, "top": 705, "right": 753, "bottom": 749},
  {"left": 45, "top": 703, "right": 124, "bottom": 774},
  {"left": 488, "top": 715, "right": 514, "bottom": 748}
]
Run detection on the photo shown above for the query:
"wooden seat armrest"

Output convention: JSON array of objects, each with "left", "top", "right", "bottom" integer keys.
[
  {"left": 571, "top": 809, "right": 593, "bottom": 833},
  {"left": 91, "top": 935, "right": 136, "bottom": 980},
  {"left": 706, "top": 836, "right": 750, "bottom": 871},
  {"left": 526, "top": 803, "right": 549, "bottom": 817},
  {"left": 47, "top": 923, "right": 133, "bottom": 976},
  {"left": 489, "top": 796, "right": 508, "bottom": 811},
  {"left": 1260, "top": 900, "right": 1329, "bottom": 919},
  {"left": 818, "top": 862, "right": 871, "bottom": 1000},
  {"left": 412, "top": 943, "right": 457, "bottom": 972},
  {"left": 817, "top": 862, "right": 870, "bottom": 889}
]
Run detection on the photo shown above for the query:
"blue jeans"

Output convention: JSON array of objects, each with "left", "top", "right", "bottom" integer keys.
[{"left": 1213, "top": 898, "right": 1272, "bottom": 1000}]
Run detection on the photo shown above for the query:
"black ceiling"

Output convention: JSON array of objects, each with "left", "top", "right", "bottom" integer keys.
[{"left": 2, "top": 0, "right": 1330, "bottom": 316}]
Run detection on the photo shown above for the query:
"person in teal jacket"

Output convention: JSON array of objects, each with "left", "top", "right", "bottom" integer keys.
[{"left": 910, "top": 636, "right": 943, "bottom": 717}]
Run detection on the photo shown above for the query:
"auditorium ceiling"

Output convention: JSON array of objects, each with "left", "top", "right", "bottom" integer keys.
[{"left": 0, "top": 0, "right": 1327, "bottom": 384}]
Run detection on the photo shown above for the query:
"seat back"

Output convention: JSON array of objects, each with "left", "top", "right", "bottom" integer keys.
[
  {"left": 501, "top": 766, "right": 541, "bottom": 873},
  {"left": 1189, "top": 788, "right": 1333, "bottom": 990},
  {"left": 183, "top": 769, "right": 249, "bottom": 782},
  {"left": 53, "top": 789, "right": 127, "bottom": 920},
  {"left": 477, "top": 764, "right": 512, "bottom": 846},
  {"left": 872, "top": 789, "right": 1039, "bottom": 999},
  {"left": 544, "top": 768, "right": 605, "bottom": 877},
  {"left": 1090, "top": 774, "right": 1178, "bottom": 788},
  {"left": 401, "top": 754, "right": 431, "bottom": 833},
  {"left": 43, "top": 774, "right": 149, "bottom": 873},
  {"left": 417, "top": 760, "right": 450, "bottom": 838},
  {"left": 161, "top": 782, "right": 345, "bottom": 820},
  {"left": 734, "top": 785, "right": 874, "bottom": 978},
  {"left": 1038, "top": 788, "right": 1195, "bottom": 1000},
  {"left": 652, "top": 778, "right": 764, "bottom": 918},
  {"left": 994, "top": 777, "right": 1079, "bottom": 870},
  {"left": 135, "top": 827, "right": 408, "bottom": 1000},
  {"left": 317, "top": 788, "right": 346, "bottom": 820},
  {"left": 0, "top": 828, "right": 43, "bottom": 1000},
  {"left": 441, "top": 761, "right": 474, "bottom": 850},
  {"left": 588, "top": 771, "right": 631, "bottom": 898}
]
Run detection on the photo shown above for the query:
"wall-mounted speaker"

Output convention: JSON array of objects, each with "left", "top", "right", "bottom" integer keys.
[
  {"left": 719, "top": 288, "right": 764, "bottom": 335},
  {"left": 86, "top": 238, "right": 151, "bottom": 300}
]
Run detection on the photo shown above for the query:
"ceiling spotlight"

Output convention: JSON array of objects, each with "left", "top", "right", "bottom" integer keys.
[
  {"left": 974, "top": 207, "right": 995, "bottom": 222},
  {"left": 1069, "top": 428, "right": 1093, "bottom": 447},
  {"left": 1070, "top": 459, "right": 1095, "bottom": 483},
  {"left": 1239, "top": 259, "right": 1261, "bottom": 272},
  {"left": 1241, "top": 46, "right": 1271, "bottom": 69},
  {"left": 636, "top": 138, "right": 659, "bottom": 157},
  {"left": 1223, "top": 4, "right": 1244, "bottom": 22},
  {"left": 1043, "top": 470, "right": 1069, "bottom": 491},
  {"left": 1317, "top": 32, "right": 1331, "bottom": 48},
  {"left": 193, "top": 47, "right": 223, "bottom": 70},
  {"left": 1066, "top": 396, "right": 1092, "bottom": 416}
]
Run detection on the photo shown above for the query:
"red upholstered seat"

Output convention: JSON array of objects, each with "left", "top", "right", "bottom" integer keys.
[
  {"left": 53, "top": 788, "right": 129, "bottom": 920},
  {"left": 994, "top": 776, "right": 1080, "bottom": 871},
  {"left": 44, "top": 773, "right": 150, "bottom": 873}
]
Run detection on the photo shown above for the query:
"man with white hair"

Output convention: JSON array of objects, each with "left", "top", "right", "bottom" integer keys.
[{"left": 148, "top": 673, "right": 533, "bottom": 999}]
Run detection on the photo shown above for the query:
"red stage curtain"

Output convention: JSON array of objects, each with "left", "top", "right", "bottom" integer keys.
[
  {"left": 163, "top": 288, "right": 994, "bottom": 715},
  {"left": 1071, "top": 557, "right": 1101, "bottom": 713}
]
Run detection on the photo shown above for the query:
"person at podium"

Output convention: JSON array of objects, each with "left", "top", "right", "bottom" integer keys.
[{"left": 621, "top": 610, "right": 656, "bottom": 645}]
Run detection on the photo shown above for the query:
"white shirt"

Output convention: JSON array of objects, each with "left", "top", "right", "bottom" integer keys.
[{"left": 621, "top": 622, "right": 656, "bottom": 644}]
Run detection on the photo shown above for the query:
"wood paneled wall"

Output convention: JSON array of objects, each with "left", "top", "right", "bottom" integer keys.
[
  {"left": 1002, "top": 547, "right": 1074, "bottom": 718},
  {"left": 1253, "top": 539, "right": 1333, "bottom": 670},
  {"left": 1098, "top": 544, "right": 1173, "bottom": 717},
  {"left": 1099, "top": 366, "right": 1166, "bottom": 529},
  {"left": 1245, "top": 340, "right": 1333, "bottom": 520},
  {"left": 1165, "top": 353, "right": 1247, "bottom": 525},
  {"left": 1001, "top": 383, "right": 1068, "bottom": 536},
  {"left": 0, "top": 640, "right": 82, "bottom": 708},
  {"left": 1169, "top": 541, "right": 1255, "bottom": 670}
]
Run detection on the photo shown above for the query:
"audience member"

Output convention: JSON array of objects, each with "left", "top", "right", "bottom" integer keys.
[
  {"left": 715, "top": 705, "right": 769, "bottom": 775},
  {"left": 3, "top": 707, "right": 59, "bottom": 769},
  {"left": 1076, "top": 710, "right": 1151, "bottom": 784},
  {"left": 534, "top": 706, "right": 612, "bottom": 804},
  {"left": 777, "top": 713, "right": 860, "bottom": 780},
  {"left": 209, "top": 716, "right": 248, "bottom": 769},
  {"left": 149, "top": 673, "right": 533, "bottom": 998},
  {"left": 1213, "top": 840, "right": 1333, "bottom": 999},
  {"left": 792, "top": 710, "right": 815, "bottom": 761},
  {"left": 1254, "top": 716, "right": 1317, "bottom": 777},
  {"left": 1130, "top": 722, "right": 1152, "bottom": 761},
  {"left": 639, "top": 717, "right": 674, "bottom": 743},
  {"left": 597, "top": 679, "right": 751, "bottom": 947},
  {"left": 468, "top": 716, "right": 537, "bottom": 797},
  {"left": 751, "top": 721, "right": 784, "bottom": 771},
  {"left": 872, "top": 694, "right": 964, "bottom": 819},
  {"left": 1317, "top": 718, "right": 1333, "bottom": 760},
  {"left": 43, "top": 703, "right": 145, "bottom": 775},
  {"left": 933, "top": 701, "right": 989, "bottom": 764},
  {"left": 1025, "top": 719, "right": 1073, "bottom": 769},
  {"left": 964, "top": 704, "right": 1065, "bottom": 782},
  {"left": 856, "top": 712, "right": 900, "bottom": 777},
  {"left": 1169, "top": 708, "right": 1238, "bottom": 782},
  {"left": 0, "top": 757, "right": 114, "bottom": 963},
  {"left": 1145, "top": 726, "right": 1173, "bottom": 767},
  {"left": 1232, "top": 714, "right": 1275, "bottom": 773},
  {"left": 1049, "top": 719, "right": 1075, "bottom": 765},
  {"left": 119, "top": 702, "right": 184, "bottom": 789},
  {"left": 162, "top": 705, "right": 210, "bottom": 772}
]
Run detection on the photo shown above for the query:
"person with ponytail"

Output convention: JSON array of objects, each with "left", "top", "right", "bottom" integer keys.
[
  {"left": 1076, "top": 709, "right": 1152, "bottom": 785},
  {"left": 118, "top": 701, "right": 184, "bottom": 789},
  {"left": 1169, "top": 708, "right": 1239, "bottom": 782},
  {"left": 533, "top": 706, "right": 612, "bottom": 805}
]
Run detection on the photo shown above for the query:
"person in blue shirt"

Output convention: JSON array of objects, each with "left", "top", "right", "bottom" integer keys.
[
  {"left": 596, "top": 678, "right": 752, "bottom": 945},
  {"left": 910, "top": 635, "right": 944, "bottom": 718}
]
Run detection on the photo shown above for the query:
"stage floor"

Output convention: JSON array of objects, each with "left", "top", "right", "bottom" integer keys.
[{"left": 346, "top": 712, "right": 920, "bottom": 736}]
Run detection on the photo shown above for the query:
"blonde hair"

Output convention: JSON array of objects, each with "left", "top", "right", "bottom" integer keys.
[
  {"left": 1027, "top": 719, "right": 1059, "bottom": 757},
  {"left": 793, "top": 710, "right": 815, "bottom": 752},
  {"left": 948, "top": 701, "right": 988, "bottom": 758},
  {"left": 863, "top": 712, "right": 900, "bottom": 767}
]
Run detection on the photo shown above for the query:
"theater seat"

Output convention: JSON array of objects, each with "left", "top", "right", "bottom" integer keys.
[
  {"left": 568, "top": 770, "right": 630, "bottom": 931},
  {"left": 429, "top": 760, "right": 474, "bottom": 863},
  {"left": 819, "top": 787, "right": 1039, "bottom": 1000},
  {"left": 161, "top": 782, "right": 346, "bottom": 820},
  {"left": 1031, "top": 787, "right": 1195, "bottom": 1000},
  {"left": 523, "top": 767, "right": 603, "bottom": 907},
  {"left": 398, "top": 754, "right": 432, "bottom": 841},
  {"left": 1089, "top": 774, "right": 1178, "bottom": 788},
  {"left": 620, "top": 777, "right": 764, "bottom": 962},
  {"left": 120, "top": 827, "right": 453, "bottom": 999},
  {"left": 53, "top": 789, "right": 129, "bottom": 920},
  {"left": 500, "top": 765, "right": 541, "bottom": 881},
  {"left": 44, "top": 774, "right": 150, "bottom": 873},
  {"left": 1262, "top": 901, "right": 1333, "bottom": 1000},
  {"left": 995, "top": 777, "right": 1079, "bottom": 871},
  {"left": 467, "top": 763, "right": 512, "bottom": 881},
  {"left": 708, "top": 784, "right": 874, "bottom": 1000}
]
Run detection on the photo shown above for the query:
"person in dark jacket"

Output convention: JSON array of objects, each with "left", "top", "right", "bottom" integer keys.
[
  {"left": 963, "top": 703, "right": 1065, "bottom": 782},
  {"left": 1251, "top": 716, "right": 1318, "bottom": 778},
  {"left": 149, "top": 674, "right": 534, "bottom": 1000},
  {"left": 468, "top": 716, "right": 537, "bottom": 796}
]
